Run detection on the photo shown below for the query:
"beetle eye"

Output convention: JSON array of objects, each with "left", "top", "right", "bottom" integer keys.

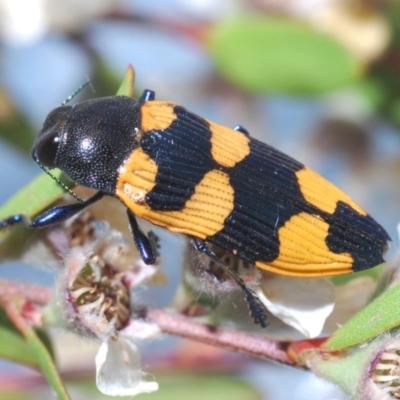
[
  {"left": 31, "top": 105, "right": 70, "bottom": 168},
  {"left": 32, "top": 131, "right": 60, "bottom": 168}
]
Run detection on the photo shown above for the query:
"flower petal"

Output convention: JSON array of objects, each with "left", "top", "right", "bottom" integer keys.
[
  {"left": 257, "top": 275, "right": 334, "bottom": 338},
  {"left": 96, "top": 337, "right": 158, "bottom": 397}
]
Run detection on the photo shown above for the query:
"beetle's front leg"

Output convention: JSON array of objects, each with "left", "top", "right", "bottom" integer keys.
[{"left": 0, "top": 191, "right": 104, "bottom": 230}]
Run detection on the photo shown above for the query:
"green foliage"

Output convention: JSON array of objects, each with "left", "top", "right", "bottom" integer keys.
[
  {"left": 209, "top": 15, "right": 360, "bottom": 95},
  {"left": 326, "top": 284, "right": 400, "bottom": 350},
  {"left": 0, "top": 307, "right": 39, "bottom": 367}
]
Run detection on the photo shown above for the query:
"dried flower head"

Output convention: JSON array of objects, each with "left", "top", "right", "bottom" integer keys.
[
  {"left": 372, "top": 343, "right": 400, "bottom": 399},
  {"left": 62, "top": 249, "right": 129, "bottom": 339},
  {"left": 70, "top": 253, "right": 131, "bottom": 332},
  {"left": 52, "top": 201, "right": 160, "bottom": 340}
]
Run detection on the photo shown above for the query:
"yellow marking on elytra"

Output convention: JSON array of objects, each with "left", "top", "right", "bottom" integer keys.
[
  {"left": 296, "top": 167, "right": 367, "bottom": 215},
  {"left": 140, "top": 101, "right": 178, "bottom": 132},
  {"left": 116, "top": 148, "right": 234, "bottom": 238},
  {"left": 208, "top": 121, "right": 250, "bottom": 168},
  {"left": 255, "top": 212, "right": 354, "bottom": 277}
]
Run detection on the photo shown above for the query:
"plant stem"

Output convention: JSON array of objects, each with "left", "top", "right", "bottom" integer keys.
[
  {"left": 144, "top": 307, "right": 293, "bottom": 364},
  {"left": 0, "top": 278, "right": 52, "bottom": 305}
]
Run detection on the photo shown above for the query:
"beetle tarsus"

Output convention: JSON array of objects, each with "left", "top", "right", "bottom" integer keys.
[
  {"left": 0, "top": 214, "right": 30, "bottom": 230},
  {"left": 242, "top": 286, "right": 268, "bottom": 328},
  {"left": 147, "top": 230, "right": 161, "bottom": 258}
]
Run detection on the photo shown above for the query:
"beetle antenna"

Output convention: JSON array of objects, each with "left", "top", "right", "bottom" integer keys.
[
  {"left": 34, "top": 157, "right": 84, "bottom": 203},
  {"left": 61, "top": 79, "right": 91, "bottom": 106}
]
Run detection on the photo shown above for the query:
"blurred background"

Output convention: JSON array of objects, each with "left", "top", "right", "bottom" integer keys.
[{"left": 0, "top": 0, "right": 399, "bottom": 399}]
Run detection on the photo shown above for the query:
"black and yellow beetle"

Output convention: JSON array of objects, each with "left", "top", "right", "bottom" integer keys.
[{"left": 0, "top": 89, "right": 390, "bottom": 326}]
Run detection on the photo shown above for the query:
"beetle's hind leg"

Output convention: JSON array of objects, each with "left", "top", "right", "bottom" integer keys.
[{"left": 192, "top": 239, "right": 268, "bottom": 328}]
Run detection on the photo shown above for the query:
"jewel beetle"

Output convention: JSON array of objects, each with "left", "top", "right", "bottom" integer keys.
[{"left": 0, "top": 89, "right": 391, "bottom": 327}]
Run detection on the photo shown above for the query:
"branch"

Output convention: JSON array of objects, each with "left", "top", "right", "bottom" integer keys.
[
  {"left": 144, "top": 307, "right": 293, "bottom": 365},
  {"left": 0, "top": 278, "right": 52, "bottom": 305}
]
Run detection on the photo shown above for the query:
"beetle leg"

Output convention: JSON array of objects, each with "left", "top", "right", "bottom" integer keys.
[
  {"left": 0, "top": 191, "right": 104, "bottom": 230},
  {"left": 192, "top": 239, "right": 268, "bottom": 328},
  {"left": 233, "top": 124, "right": 250, "bottom": 137},
  {"left": 139, "top": 89, "right": 156, "bottom": 103},
  {"left": 147, "top": 230, "right": 161, "bottom": 258},
  {"left": 127, "top": 209, "right": 156, "bottom": 265}
]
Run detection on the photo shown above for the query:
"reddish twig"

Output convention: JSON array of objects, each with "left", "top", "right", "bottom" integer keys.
[
  {"left": 144, "top": 307, "right": 293, "bottom": 365},
  {"left": 0, "top": 278, "right": 52, "bottom": 305}
]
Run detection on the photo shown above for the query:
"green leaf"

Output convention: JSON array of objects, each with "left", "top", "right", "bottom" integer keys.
[
  {"left": 0, "top": 307, "right": 54, "bottom": 370},
  {"left": 18, "top": 315, "right": 71, "bottom": 399},
  {"left": 0, "top": 170, "right": 67, "bottom": 221},
  {"left": 325, "top": 284, "right": 400, "bottom": 350},
  {"left": 1, "top": 300, "right": 71, "bottom": 399},
  {"left": 0, "top": 307, "right": 38, "bottom": 367},
  {"left": 116, "top": 64, "right": 135, "bottom": 97},
  {"left": 209, "top": 16, "right": 361, "bottom": 95},
  {"left": 24, "top": 327, "right": 70, "bottom": 399}
]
